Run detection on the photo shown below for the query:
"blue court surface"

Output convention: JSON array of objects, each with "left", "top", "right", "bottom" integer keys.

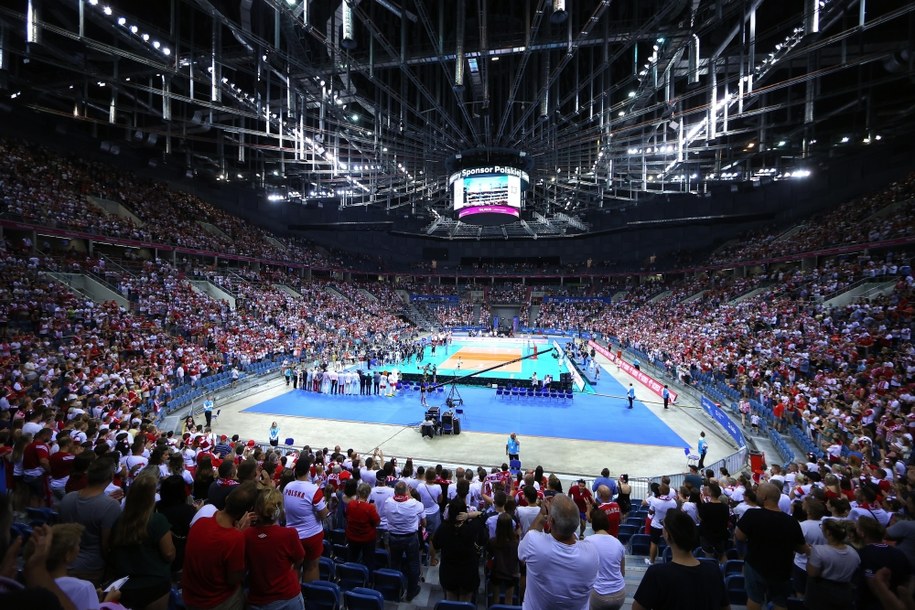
[{"left": 243, "top": 377, "right": 688, "bottom": 447}]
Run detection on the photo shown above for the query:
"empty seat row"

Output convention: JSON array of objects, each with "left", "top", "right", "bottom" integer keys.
[{"left": 496, "top": 386, "right": 573, "bottom": 400}]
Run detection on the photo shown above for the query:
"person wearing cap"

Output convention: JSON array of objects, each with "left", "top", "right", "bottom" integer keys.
[
  {"left": 214, "top": 435, "right": 232, "bottom": 458},
  {"left": 627, "top": 384, "right": 635, "bottom": 409}
]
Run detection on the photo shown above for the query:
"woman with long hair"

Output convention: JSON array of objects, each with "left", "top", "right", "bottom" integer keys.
[
  {"left": 432, "top": 497, "right": 486, "bottom": 602},
  {"left": 10, "top": 432, "right": 32, "bottom": 510},
  {"left": 107, "top": 472, "right": 176, "bottom": 610},
  {"left": 487, "top": 512, "right": 520, "bottom": 606},
  {"left": 192, "top": 455, "right": 215, "bottom": 501},
  {"left": 418, "top": 468, "right": 444, "bottom": 567},
  {"left": 244, "top": 487, "right": 305, "bottom": 610},
  {"left": 167, "top": 453, "right": 194, "bottom": 487},
  {"left": 805, "top": 518, "right": 860, "bottom": 610},
  {"left": 616, "top": 474, "right": 631, "bottom": 520},
  {"left": 156, "top": 474, "right": 197, "bottom": 577}
]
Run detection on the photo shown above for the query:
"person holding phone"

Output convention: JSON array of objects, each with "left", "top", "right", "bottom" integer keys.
[
  {"left": 518, "top": 494, "right": 598, "bottom": 610},
  {"left": 182, "top": 482, "right": 258, "bottom": 610}
]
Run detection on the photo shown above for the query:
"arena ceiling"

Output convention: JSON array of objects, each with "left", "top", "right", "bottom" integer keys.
[{"left": 1, "top": 1, "right": 914, "bottom": 239}]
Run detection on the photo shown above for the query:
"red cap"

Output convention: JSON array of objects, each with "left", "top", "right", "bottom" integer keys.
[{"left": 247, "top": 439, "right": 256, "bottom": 448}]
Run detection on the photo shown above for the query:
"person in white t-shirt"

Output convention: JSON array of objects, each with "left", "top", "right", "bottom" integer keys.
[
  {"left": 792, "top": 497, "right": 827, "bottom": 597},
  {"left": 368, "top": 476, "right": 395, "bottom": 537},
  {"left": 585, "top": 507, "right": 627, "bottom": 610},
  {"left": 283, "top": 458, "right": 329, "bottom": 583},
  {"left": 642, "top": 484, "right": 678, "bottom": 565},
  {"left": 515, "top": 485, "right": 542, "bottom": 537},
  {"left": 518, "top": 494, "right": 598, "bottom": 610}
]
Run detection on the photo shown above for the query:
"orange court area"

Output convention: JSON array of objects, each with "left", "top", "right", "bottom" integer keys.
[{"left": 438, "top": 347, "right": 523, "bottom": 372}]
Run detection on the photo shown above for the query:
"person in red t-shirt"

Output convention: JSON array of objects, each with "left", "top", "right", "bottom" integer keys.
[
  {"left": 244, "top": 487, "right": 305, "bottom": 609},
  {"left": 48, "top": 434, "right": 77, "bottom": 501},
  {"left": 568, "top": 478, "right": 595, "bottom": 540},
  {"left": 182, "top": 482, "right": 258, "bottom": 610},
  {"left": 594, "top": 484, "right": 621, "bottom": 537},
  {"left": 22, "top": 427, "right": 53, "bottom": 507},
  {"left": 345, "top": 483, "right": 381, "bottom": 573}
]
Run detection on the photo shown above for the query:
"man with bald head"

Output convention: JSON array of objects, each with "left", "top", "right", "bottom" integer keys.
[
  {"left": 735, "top": 482, "right": 808, "bottom": 610},
  {"left": 518, "top": 494, "right": 598, "bottom": 610},
  {"left": 595, "top": 485, "right": 621, "bottom": 537}
]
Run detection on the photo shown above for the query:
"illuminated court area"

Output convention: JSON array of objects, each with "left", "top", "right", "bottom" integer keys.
[
  {"left": 215, "top": 340, "right": 737, "bottom": 478},
  {"left": 397, "top": 336, "right": 569, "bottom": 382}
]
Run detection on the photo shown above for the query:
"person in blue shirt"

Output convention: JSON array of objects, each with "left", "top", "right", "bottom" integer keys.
[
  {"left": 697, "top": 432, "right": 709, "bottom": 469},
  {"left": 627, "top": 384, "right": 635, "bottom": 409},
  {"left": 591, "top": 468, "right": 618, "bottom": 497},
  {"left": 202, "top": 397, "right": 215, "bottom": 427},
  {"left": 662, "top": 385, "right": 671, "bottom": 409},
  {"left": 269, "top": 421, "right": 280, "bottom": 447},
  {"left": 506, "top": 433, "right": 520, "bottom": 462}
]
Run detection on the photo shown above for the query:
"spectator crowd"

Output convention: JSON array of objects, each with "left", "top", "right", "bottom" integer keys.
[{"left": 0, "top": 138, "right": 914, "bottom": 610}]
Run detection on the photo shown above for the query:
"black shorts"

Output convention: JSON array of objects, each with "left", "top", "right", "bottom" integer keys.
[
  {"left": 700, "top": 536, "right": 727, "bottom": 556},
  {"left": 490, "top": 575, "right": 518, "bottom": 588},
  {"left": 649, "top": 526, "right": 663, "bottom": 544}
]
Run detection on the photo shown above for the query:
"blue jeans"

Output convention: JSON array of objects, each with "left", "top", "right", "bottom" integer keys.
[
  {"left": 248, "top": 593, "right": 305, "bottom": 610},
  {"left": 388, "top": 532, "right": 421, "bottom": 595}
]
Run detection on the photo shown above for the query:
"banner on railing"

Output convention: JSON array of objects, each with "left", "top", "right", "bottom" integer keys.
[
  {"left": 700, "top": 395, "right": 746, "bottom": 448},
  {"left": 587, "top": 340, "right": 679, "bottom": 403}
]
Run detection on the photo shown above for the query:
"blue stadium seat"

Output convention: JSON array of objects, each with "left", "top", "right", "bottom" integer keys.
[
  {"left": 336, "top": 562, "right": 370, "bottom": 592},
  {"left": 372, "top": 568, "right": 406, "bottom": 602},
  {"left": 343, "top": 589, "right": 384, "bottom": 610},
  {"left": 302, "top": 580, "right": 343, "bottom": 610},
  {"left": 434, "top": 602, "right": 476, "bottom": 610},
  {"left": 373, "top": 547, "right": 389, "bottom": 569},
  {"left": 629, "top": 534, "right": 651, "bottom": 556},
  {"left": 318, "top": 556, "right": 336, "bottom": 582}
]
